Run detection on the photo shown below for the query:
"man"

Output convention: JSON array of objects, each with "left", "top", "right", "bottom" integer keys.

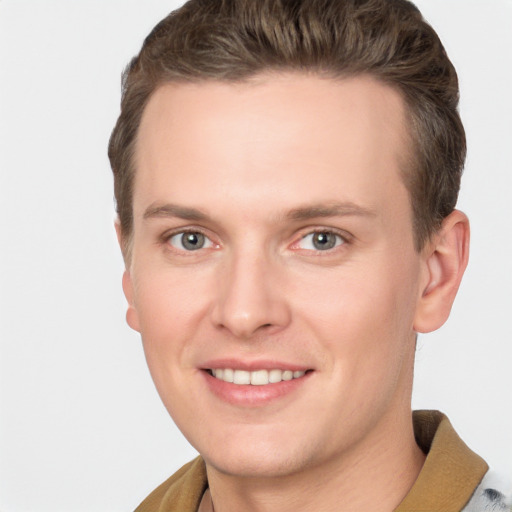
[{"left": 108, "top": 0, "right": 510, "bottom": 510}]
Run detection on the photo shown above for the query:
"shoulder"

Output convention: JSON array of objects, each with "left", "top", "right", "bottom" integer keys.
[{"left": 134, "top": 457, "right": 208, "bottom": 512}]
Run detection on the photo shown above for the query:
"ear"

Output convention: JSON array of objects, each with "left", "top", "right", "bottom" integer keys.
[
  {"left": 122, "top": 270, "right": 141, "bottom": 332},
  {"left": 115, "top": 220, "right": 140, "bottom": 333},
  {"left": 413, "top": 210, "right": 470, "bottom": 333}
]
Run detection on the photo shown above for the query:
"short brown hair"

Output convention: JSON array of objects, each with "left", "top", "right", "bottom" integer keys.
[{"left": 108, "top": 0, "right": 465, "bottom": 252}]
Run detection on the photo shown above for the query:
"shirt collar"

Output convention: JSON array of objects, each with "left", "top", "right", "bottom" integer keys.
[{"left": 395, "top": 410, "right": 488, "bottom": 511}]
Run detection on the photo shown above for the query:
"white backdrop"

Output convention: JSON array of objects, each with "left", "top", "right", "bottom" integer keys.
[{"left": 0, "top": 1, "right": 511, "bottom": 511}]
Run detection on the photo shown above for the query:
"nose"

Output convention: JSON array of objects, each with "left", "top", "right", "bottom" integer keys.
[{"left": 210, "top": 250, "right": 291, "bottom": 339}]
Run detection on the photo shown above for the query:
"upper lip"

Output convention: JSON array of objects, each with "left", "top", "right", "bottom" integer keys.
[{"left": 200, "top": 358, "right": 312, "bottom": 372}]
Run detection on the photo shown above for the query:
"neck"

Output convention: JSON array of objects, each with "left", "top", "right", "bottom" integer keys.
[{"left": 205, "top": 408, "right": 425, "bottom": 512}]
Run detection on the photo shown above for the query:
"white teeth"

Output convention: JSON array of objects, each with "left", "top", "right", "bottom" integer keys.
[
  {"left": 282, "top": 370, "right": 293, "bottom": 381},
  {"left": 268, "top": 369, "right": 283, "bottom": 383},
  {"left": 210, "top": 368, "right": 307, "bottom": 385},
  {"left": 250, "top": 370, "right": 268, "bottom": 386},
  {"left": 222, "top": 368, "right": 234, "bottom": 383},
  {"left": 233, "top": 370, "right": 251, "bottom": 385}
]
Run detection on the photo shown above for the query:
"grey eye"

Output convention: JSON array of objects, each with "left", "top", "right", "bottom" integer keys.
[
  {"left": 312, "top": 232, "right": 337, "bottom": 250},
  {"left": 299, "top": 231, "right": 344, "bottom": 251},
  {"left": 169, "top": 232, "right": 213, "bottom": 251}
]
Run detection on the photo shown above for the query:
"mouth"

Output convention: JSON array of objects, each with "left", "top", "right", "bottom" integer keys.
[
  {"left": 206, "top": 368, "right": 308, "bottom": 386},
  {"left": 201, "top": 360, "right": 313, "bottom": 406}
]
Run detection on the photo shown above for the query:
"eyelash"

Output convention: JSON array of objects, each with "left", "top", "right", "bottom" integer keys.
[
  {"left": 160, "top": 227, "right": 351, "bottom": 255},
  {"left": 293, "top": 229, "right": 349, "bottom": 254},
  {"left": 161, "top": 228, "right": 217, "bottom": 253}
]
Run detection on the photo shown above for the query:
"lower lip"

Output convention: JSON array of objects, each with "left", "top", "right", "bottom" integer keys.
[{"left": 202, "top": 370, "right": 312, "bottom": 407}]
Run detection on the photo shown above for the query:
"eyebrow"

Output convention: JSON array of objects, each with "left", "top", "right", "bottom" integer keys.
[
  {"left": 285, "top": 202, "right": 377, "bottom": 221},
  {"left": 143, "top": 203, "right": 209, "bottom": 221},
  {"left": 142, "top": 201, "right": 376, "bottom": 222}
]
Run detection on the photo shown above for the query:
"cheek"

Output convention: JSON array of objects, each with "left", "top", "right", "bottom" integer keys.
[
  {"left": 131, "top": 267, "right": 210, "bottom": 376},
  {"left": 294, "top": 256, "right": 419, "bottom": 370},
  {"left": 131, "top": 270, "right": 205, "bottom": 420},
  {"left": 134, "top": 261, "right": 211, "bottom": 328},
  {"left": 302, "top": 271, "right": 418, "bottom": 428}
]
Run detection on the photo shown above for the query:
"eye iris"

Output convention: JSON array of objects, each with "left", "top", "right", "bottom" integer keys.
[
  {"left": 182, "top": 232, "right": 205, "bottom": 250},
  {"left": 313, "top": 232, "right": 337, "bottom": 250}
]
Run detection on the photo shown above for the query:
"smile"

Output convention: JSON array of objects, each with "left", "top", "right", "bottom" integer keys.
[{"left": 208, "top": 368, "right": 307, "bottom": 385}]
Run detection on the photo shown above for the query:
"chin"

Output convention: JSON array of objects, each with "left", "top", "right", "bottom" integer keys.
[
  {"left": 196, "top": 427, "right": 323, "bottom": 479},
  {"left": 204, "top": 449, "right": 308, "bottom": 479}
]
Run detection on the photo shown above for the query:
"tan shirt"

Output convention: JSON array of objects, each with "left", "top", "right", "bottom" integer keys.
[{"left": 134, "top": 410, "right": 490, "bottom": 512}]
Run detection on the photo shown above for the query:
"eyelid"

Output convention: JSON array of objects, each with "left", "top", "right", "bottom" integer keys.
[
  {"left": 290, "top": 227, "right": 352, "bottom": 252},
  {"left": 160, "top": 227, "right": 219, "bottom": 252}
]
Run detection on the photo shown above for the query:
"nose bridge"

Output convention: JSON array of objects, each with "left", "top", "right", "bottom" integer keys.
[{"left": 212, "top": 243, "right": 290, "bottom": 338}]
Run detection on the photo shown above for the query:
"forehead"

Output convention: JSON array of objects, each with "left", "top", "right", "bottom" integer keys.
[{"left": 133, "top": 73, "right": 411, "bottom": 223}]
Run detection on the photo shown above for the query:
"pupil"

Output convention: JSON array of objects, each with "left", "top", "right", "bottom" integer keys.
[
  {"left": 313, "top": 232, "right": 335, "bottom": 250},
  {"left": 182, "top": 232, "right": 205, "bottom": 250}
]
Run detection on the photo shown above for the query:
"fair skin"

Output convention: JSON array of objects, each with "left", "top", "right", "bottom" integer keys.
[{"left": 119, "top": 73, "right": 469, "bottom": 512}]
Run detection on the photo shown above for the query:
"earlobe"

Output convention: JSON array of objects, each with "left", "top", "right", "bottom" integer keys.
[
  {"left": 122, "top": 270, "right": 141, "bottom": 332},
  {"left": 413, "top": 210, "right": 470, "bottom": 333}
]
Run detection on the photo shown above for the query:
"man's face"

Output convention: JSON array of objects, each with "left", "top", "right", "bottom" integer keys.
[{"left": 124, "top": 74, "right": 429, "bottom": 477}]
